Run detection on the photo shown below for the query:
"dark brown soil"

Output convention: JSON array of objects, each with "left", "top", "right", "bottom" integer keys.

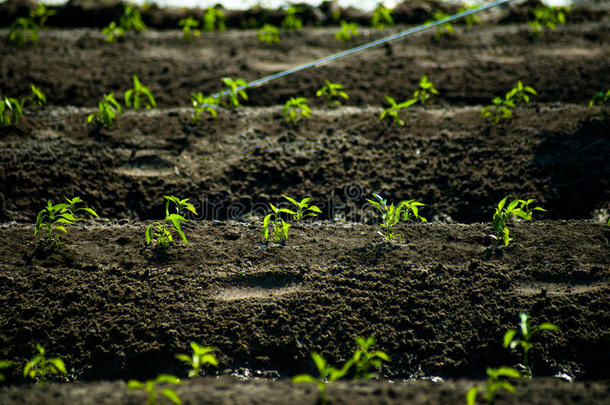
[{"left": 1, "top": 1, "right": 609, "bottom": 404}]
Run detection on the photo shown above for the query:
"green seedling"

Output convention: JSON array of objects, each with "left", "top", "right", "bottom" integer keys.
[
  {"left": 316, "top": 80, "right": 349, "bottom": 107},
  {"left": 529, "top": 6, "right": 569, "bottom": 38},
  {"left": 34, "top": 196, "right": 98, "bottom": 246},
  {"left": 492, "top": 196, "right": 545, "bottom": 246},
  {"left": 413, "top": 75, "right": 439, "bottom": 105},
  {"left": 466, "top": 367, "right": 521, "bottom": 405},
  {"left": 589, "top": 90, "right": 610, "bottom": 107},
  {"left": 191, "top": 92, "right": 219, "bottom": 120},
  {"left": 258, "top": 24, "right": 280, "bottom": 44},
  {"left": 203, "top": 7, "right": 226, "bottom": 32},
  {"left": 482, "top": 81, "right": 537, "bottom": 124},
  {"left": 293, "top": 352, "right": 351, "bottom": 405},
  {"left": 8, "top": 4, "right": 55, "bottom": 44},
  {"left": 175, "top": 343, "right": 217, "bottom": 378},
  {"left": 282, "top": 97, "right": 311, "bottom": 124},
  {"left": 458, "top": 4, "right": 482, "bottom": 26},
  {"left": 0, "top": 360, "right": 13, "bottom": 382},
  {"left": 504, "top": 313, "right": 560, "bottom": 376},
  {"left": 146, "top": 196, "right": 197, "bottom": 248},
  {"left": 426, "top": 11, "right": 453, "bottom": 41},
  {"left": 127, "top": 374, "right": 182, "bottom": 405},
  {"left": 102, "top": 22, "right": 125, "bottom": 43},
  {"left": 263, "top": 203, "right": 292, "bottom": 243},
  {"left": 1, "top": 84, "right": 46, "bottom": 127},
  {"left": 221, "top": 77, "right": 249, "bottom": 107},
  {"left": 124, "top": 75, "right": 156, "bottom": 110},
  {"left": 371, "top": 4, "right": 393, "bottom": 29},
  {"left": 335, "top": 21, "right": 360, "bottom": 42},
  {"left": 350, "top": 335, "right": 390, "bottom": 380},
  {"left": 281, "top": 5, "right": 303, "bottom": 30},
  {"left": 120, "top": 5, "right": 147, "bottom": 33},
  {"left": 282, "top": 195, "right": 322, "bottom": 221},
  {"left": 179, "top": 17, "right": 201, "bottom": 39},
  {"left": 88, "top": 93, "right": 123, "bottom": 127},
  {"left": 23, "top": 344, "right": 67, "bottom": 384},
  {"left": 380, "top": 96, "right": 417, "bottom": 127},
  {"left": 28, "top": 84, "right": 46, "bottom": 106},
  {"left": 367, "top": 193, "right": 426, "bottom": 241}
]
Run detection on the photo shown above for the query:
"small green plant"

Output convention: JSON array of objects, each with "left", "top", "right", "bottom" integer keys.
[
  {"left": 293, "top": 352, "right": 351, "bottom": 405},
  {"left": 371, "top": 4, "right": 393, "bottom": 29},
  {"left": 221, "top": 77, "right": 249, "bottom": 107},
  {"left": 120, "top": 5, "right": 147, "bottom": 33},
  {"left": 88, "top": 93, "right": 123, "bottom": 127},
  {"left": 335, "top": 21, "right": 360, "bottom": 42},
  {"left": 127, "top": 374, "right": 182, "bottom": 405},
  {"left": 482, "top": 81, "right": 537, "bottom": 124},
  {"left": 492, "top": 197, "right": 545, "bottom": 246},
  {"left": 426, "top": 11, "right": 453, "bottom": 41},
  {"left": 316, "top": 81, "right": 349, "bottom": 107},
  {"left": 1, "top": 84, "right": 46, "bottom": 127},
  {"left": 504, "top": 313, "right": 560, "bottom": 376},
  {"left": 367, "top": 193, "right": 426, "bottom": 241},
  {"left": 8, "top": 4, "right": 55, "bottom": 44},
  {"left": 191, "top": 92, "right": 219, "bottom": 120},
  {"left": 146, "top": 196, "right": 197, "bottom": 248},
  {"left": 23, "top": 344, "right": 67, "bottom": 384},
  {"left": 458, "top": 4, "right": 482, "bottom": 27},
  {"left": 28, "top": 84, "right": 46, "bottom": 106},
  {"left": 589, "top": 89, "right": 610, "bottom": 107},
  {"left": 413, "top": 75, "right": 439, "bottom": 105},
  {"left": 529, "top": 6, "right": 569, "bottom": 38},
  {"left": 102, "top": 22, "right": 125, "bottom": 43},
  {"left": 263, "top": 203, "right": 292, "bottom": 243},
  {"left": 34, "top": 197, "right": 98, "bottom": 246},
  {"left": 175, "top": 343, "right": 217, "bottom": 378},
  {"left": 124, "top": 75, "right": 156, "bottom": 110},
  {"left": 380, "top": 96, "right": 417, "bottom": 127},
  {"left": 466, "top": 367, "right": 521, "bottom": 405},
  {"left": 179, "top": 16, "right": 201, "bottom": 39},
  {"left": 281, "top": 5, "right": 303, "bottom": 30},
  {"left": 258, "top": 23, "right": 280, "bottom": 44},
  {"left": 282, "top": 97, "right": 311, "bottom": 124},
  {"left": 203, "top": 7, "right": 226, "bottom": 32},
  {"left": 282, "top": 195, "right": 322, "bottom": 221},
  {"left": 350, "top": 335, "right": 390, "bottom": 380},
  {"left": 0, "top": 360, "right": 13, "bottom": 382}
]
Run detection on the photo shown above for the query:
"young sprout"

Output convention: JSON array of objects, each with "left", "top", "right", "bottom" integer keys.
[
  {"left": 146, "top": 196, "right": 197, "bottom": 248},
  {"left": 316, "top": 81, "right": 349, "bottom": 107},
  {"left": 263, "top": 203, "right": 292, "bottom": 243},
  {"left": 482, "top": 81, "right": 537, "bottom": 124},
  {"left": 175, "top": 343, "right": 217, "bottom": 378},
  {"left": 503, "top": 313, "right": 560, "bottom": 377},
  {"left": 34, "top": 196, "right": 99, "bottom": 247},
  {"left": 88, "top": 93, "right": 123, "bottom": 127},
  {"left": 292, "top": 352, "right": 351, "bottom": 405},
  {"left": 23, "top": 344, "right": 67, "bottom": 384},
  {"left": 102, "top": 22, "right": 126, "bottom": 43},
  {"left": 281, "top": 5, "right": 303, "bottom": 30},
  {"left": 0, "top": 360, "right": 14, "bottom": 382},
  {"left": 127, "top": 374, "right": 182, "bottom": 405},
  {"left": 458, "top": 4, "right": 482, "bottom": 26},
  {"left": 589, "top": 89, "right": 610, "bottom": 107},
  {"left": 282, "top": 195, "right": 322, "bottom": 221},
  {"left": 413, "top": 75, "right": 439, "bottom": 105},
  {"left": 350, "top": 335, "right": 390, "bottom": 380},
  {"left": 221, "top": 77, "right": 249, "bottom": 107},
  {"left": 28, "top": 84, "right": 46, "bottom": 106},
  {"left": 529, "top": 6, "right": 569, "bottom": 38},
  {"left": 119, "top": 5, "right": 147, "bottom": 33},
  {"left": 335, "top": 21, "right": 360, "bottom": 42},
  {"left": 203, "top": 7, "right": 226, "bottom": 32},
  {"left": 258, "top": 24, "right": 280, "bottom": 44},
  {"left": 8, "top": 4, "right": 55, "bottom": 44},
  {"left": 124, "top": 75, "right": 156, "bottom": 110},
  {"left": 0, "top": 84, "right": 46, "bottom": 127},
  {"left": 179, "top": 16, "right": 201, "bottom": 39},
  {"left": 380, "top": 96, "right": 417, "bottom": 127},
  {"left": 426, "top": 11, "right": 453, "bottom": 41},
  {"left": 191, "top": 92, "right": 219, "bottom": 120},
  {"left": 282, "top": 97, "right": 311, "bottom": 124},
  {"left": 371, "top": 4, "right": 393, "bottom": 29},
  {"left": 492, "top": 197, "right": 545, "bottom": 246},
  {"left": 466, "top": 367, "right": 521, "bottom": 405},
  {"left": 367, "top": 193, "right": 426, "bottom": 241}
]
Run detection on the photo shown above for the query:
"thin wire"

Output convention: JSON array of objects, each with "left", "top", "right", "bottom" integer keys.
[{"left": 211, "top": 0, "right": 513, "bottom": 99}]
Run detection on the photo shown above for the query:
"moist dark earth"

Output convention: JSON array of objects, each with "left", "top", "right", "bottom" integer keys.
[{"left": 0, "top": 0, "right": 609, "bottom": 404}]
